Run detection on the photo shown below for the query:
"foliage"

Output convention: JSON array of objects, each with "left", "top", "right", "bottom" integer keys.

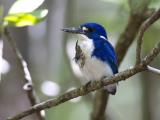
[
  {"left": 4, "top": 9, "right": 48, "bottom": 27},
  {"left": 3, "top": 0, "right": 48, "bottom": 27}
]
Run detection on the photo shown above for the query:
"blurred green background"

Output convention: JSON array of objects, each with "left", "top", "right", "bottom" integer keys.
[{"left": 1, "top": 0, "right": 160, "bottom": 120}]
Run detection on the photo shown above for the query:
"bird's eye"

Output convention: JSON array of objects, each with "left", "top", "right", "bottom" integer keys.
[{"left": 88, "top": 27, "right": 94, "bottom": 32}]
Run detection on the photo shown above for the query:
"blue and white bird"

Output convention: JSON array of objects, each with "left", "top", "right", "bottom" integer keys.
[{"left": 62, "top": 23, "right": 118, "bottom": 95}]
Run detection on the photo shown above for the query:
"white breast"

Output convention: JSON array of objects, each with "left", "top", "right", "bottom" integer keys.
[
  {"left": 77, "top": 34, "right": 113, "bottom": 81},
  {"left": 81, "top": 57, "right": 113, "bottom": 80}
]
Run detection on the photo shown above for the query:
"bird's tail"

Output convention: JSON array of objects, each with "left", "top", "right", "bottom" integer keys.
[{"left": 104, "top": 83, "right": 117, "bottom": 95}]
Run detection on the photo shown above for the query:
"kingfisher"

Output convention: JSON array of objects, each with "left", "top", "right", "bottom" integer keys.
[{"left": 62, "top": 23, "right": 118, "bottom": 95}]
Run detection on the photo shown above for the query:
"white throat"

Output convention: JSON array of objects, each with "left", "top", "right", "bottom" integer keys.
[{"left": 77, "top": 34, "right": 94, "bottom": 57}]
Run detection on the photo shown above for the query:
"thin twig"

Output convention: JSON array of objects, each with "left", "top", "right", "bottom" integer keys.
[
  {"left": 147, "top": 66, "right": 160, "bottom": 75},
  {"left": 91, "top": 89, "right": 108, "bottom": 120},
  {"left": 116, "top": 9, "right": 153, "bottom": 66},
  {"left": 3, "top": 28, "right": 45, "bottom": 120},
  {"left": 6, "top": 41, "right": 160, "bottom": 120},
  {"left": 6, "top": 67, "right": 145, "bottom": 120},
  {"left": 136, "top": 8, "right": 160, "bottom": 65},
  {"left": 142, "top": 42, "right": 160, "bottom": 65}
]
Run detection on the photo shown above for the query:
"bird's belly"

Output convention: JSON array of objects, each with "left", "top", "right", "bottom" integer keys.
[{"left": 79, "top": 57, "right": 113, "bottom": 81}]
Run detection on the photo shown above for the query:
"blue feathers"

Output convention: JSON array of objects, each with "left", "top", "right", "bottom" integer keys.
[
  {"left": 80, "top": 23, "right": 108, "bottom": 39},
  {"left": 92, "top": 37, "right": 118, "bottom": 74},
  {"left": 62, "top": 22, "right": 118, "bottom": 94},
  {"left": 80, "top": 23, "right": 118, "bottom": 74}
]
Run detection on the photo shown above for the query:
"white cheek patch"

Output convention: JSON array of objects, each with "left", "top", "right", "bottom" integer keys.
[{"left": 82, "top": 26, "right": 88, "bottom": 31}]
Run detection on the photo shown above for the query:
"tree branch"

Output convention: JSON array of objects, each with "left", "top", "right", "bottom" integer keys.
[
  {"left": 116, "top": 9, "right": 153, "bottom": 66},
  {"left": 142, "top": 42, "right": 160, "bottom": 65},
  {"left": 3, "top": 28, "right": 45, "bottom": 120},
  {"left": 91, "top": 89, "right": 108, "bottom": 120},
  {"left": 6, "top": 41, "right": 160, "bottom": 120},
  {"left": 147, "top": 66, "right": 160, "bottom": 75},
  {"left": 91, "top": 8, "right": 154, "bottom": 120},
  {"left": 136, "top": 8, "right": 160, "bottom": 65}
]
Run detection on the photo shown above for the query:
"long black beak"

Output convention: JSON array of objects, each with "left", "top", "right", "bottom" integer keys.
[{"left": 62, "top": 27, "right": 84, "bottom": 34}]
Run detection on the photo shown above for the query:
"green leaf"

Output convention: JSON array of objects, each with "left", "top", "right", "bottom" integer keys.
[
  {"left": 4, "top": 9, "right": 48, "bottom": 27},
  {"left": 9, "top": 0, "right": 45, "bottom": 14}
]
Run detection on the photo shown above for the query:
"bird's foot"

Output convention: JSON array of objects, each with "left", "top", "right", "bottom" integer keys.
[
  {"left": 85, "top": 81, "right": 92, "bottom": 87},
  {"left": 82, "top": 81, "right": 92, "bottom": 92}
]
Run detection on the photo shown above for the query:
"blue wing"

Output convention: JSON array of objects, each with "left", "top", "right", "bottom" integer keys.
[{"left": 92, "top": 38, "right": 118, "bottom": 74}]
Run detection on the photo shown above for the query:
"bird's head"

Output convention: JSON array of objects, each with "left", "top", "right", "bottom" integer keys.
[{"left": 62, "top": 23, "right": 108, "bottom": 40}]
